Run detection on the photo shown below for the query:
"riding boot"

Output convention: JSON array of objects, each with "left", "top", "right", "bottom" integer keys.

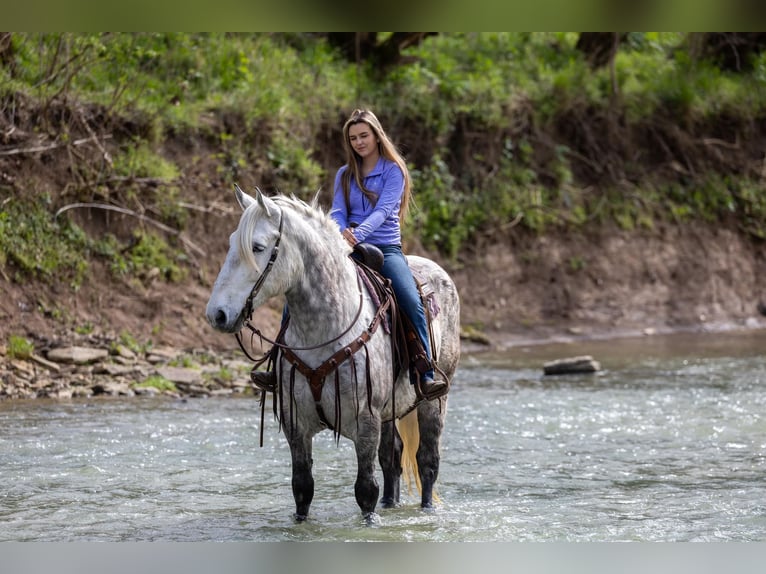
[
  {"left": 419, "top": 375, "right": 449, "bottom": 400},
  {"left": 251, "top": 369, "right": 276, "bottom": 393}
]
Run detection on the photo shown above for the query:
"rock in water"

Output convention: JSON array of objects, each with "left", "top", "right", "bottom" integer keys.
[{"left": 543, "top": 355, "right": 601, "bottom": 375}]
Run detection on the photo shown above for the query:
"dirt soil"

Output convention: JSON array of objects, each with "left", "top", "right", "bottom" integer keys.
[{"left": 449, "top": 222, "right": 766, "bottom": 349}]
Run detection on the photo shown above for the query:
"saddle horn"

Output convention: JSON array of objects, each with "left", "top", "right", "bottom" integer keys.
[{"left": 353, "top": 243, "right": 385, "bottom": 273}]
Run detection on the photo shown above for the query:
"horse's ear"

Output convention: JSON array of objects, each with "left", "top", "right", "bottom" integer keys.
[
  {"left": 254, "top": 186, "right": 272, "bottom": 217},
  {"left": 234, "top": 184, "right": 255, "bottom": 211}
]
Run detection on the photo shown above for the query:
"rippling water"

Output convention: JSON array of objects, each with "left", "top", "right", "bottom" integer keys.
[{"left": 2, "top": 330, "right": 766, "bottom": 541}]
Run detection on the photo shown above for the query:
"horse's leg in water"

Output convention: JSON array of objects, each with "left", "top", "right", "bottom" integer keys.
[
  {"left": 416, "top": 398, "right": 445, "bottom": 508},
  {"left": 378, "top": 419, "right": 402, "bottom": 508},
  {"left": 288, "top": 433, "right": 314, "bottom": 521},
  {"left": 354, "top": 417, "right": 382, "bottom": 519}
]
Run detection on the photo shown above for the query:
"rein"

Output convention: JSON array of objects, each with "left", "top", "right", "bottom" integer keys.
[
  {"left": 241, "top": 272, "right": 364, "bottom": 352},
  {"left": 238, "top": 259, "right": 398, "bottom": 444},
  {"left": 229, "top": 199, "right": 404, "bottom": 443}
]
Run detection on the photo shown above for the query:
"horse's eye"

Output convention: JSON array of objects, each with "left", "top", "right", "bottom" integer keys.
[{"left": 252, "top": 242, "right": 265, "bottom": 254}]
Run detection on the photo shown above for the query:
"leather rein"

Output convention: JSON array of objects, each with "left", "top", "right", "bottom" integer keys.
[{"left": 235, "top": 211, "right": 395, "bottom": 438}]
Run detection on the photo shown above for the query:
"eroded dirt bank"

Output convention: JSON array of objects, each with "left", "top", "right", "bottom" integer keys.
[
  {"left": 3, "top": 219, "right": 766, "bottom": 354},
  {"left": 450, "top": 223, "right": 766, "bottom": 348}
]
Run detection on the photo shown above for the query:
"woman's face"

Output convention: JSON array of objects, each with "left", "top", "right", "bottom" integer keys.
[{"left": 348, "top": 122, "right": 378, "bottom": 160}]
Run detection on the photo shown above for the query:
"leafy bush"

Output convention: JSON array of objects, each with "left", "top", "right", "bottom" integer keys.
[
  {"left": 133, "top": 375, "right": 177, "bottom": 393},
  {"left": 7, "top": 335, "right": 34, "bottom": 359},
  {"left": 0, "top": 198, "right": 89, "bottom": 287},
  {"left": 94, "top": 231, "right": 187, "bottom": 283},
  {"left": 112, "top": 140, "right": 180, "bottom": 180}
]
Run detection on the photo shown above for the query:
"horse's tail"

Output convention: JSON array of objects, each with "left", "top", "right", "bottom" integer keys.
[{"left": 396, "top": 410, "right": 441, "bottom": 503}]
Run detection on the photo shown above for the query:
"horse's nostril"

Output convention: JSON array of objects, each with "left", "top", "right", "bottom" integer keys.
[{"left": 214, "top": 309, "right": 227, "bottom": 328}]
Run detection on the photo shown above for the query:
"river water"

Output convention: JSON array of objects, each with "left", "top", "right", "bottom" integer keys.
[{"left": 2, "top": 329, "right": 766, "bottom": 542}]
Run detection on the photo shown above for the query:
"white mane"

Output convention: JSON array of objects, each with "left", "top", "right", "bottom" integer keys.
[{"left": 236, "top": 193, "right": 350, "bottom": 272}]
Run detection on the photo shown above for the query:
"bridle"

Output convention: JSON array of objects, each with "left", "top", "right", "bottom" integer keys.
[{"left": 242, "top": 209, "right": 284, "bottom": 321}]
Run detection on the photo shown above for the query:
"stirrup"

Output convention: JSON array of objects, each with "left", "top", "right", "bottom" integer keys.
[{"left": 251, "top": 369, "right": 276, "bottom": 393}]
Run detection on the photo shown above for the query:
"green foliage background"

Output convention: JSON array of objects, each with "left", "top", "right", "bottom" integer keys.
[{"left": 1, "top": 32, "right": 766, "bottom": 282}]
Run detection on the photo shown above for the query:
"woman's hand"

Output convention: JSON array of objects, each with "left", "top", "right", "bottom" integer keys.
[{"left": 342, "top": 228, "right": 358, "bottom": 247}]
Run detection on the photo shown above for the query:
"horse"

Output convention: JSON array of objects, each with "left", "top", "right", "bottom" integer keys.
[{"left": 205, "top": 186, "right": 461, "bottom": 522}]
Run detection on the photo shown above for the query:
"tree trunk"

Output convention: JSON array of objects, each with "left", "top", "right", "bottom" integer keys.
[
  {"left": 576, "top": 32, "right": 623, "bottom": 69},
  {"left": 326, "top": 32, "right": 437, "bottom": 72},
  {"left": 0, "top": 32, "right": 16, "bottom": 76},
  {"left": 688, "top": 32, "right": 766, "bottom": 72}
]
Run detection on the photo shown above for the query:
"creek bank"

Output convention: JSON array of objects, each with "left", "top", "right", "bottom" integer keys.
[
  {"left": 0, "top": 333, "right": 256, "bottom": 401},
  {"left": 4, "top": 318, "right": 766, "bottom": 401}
]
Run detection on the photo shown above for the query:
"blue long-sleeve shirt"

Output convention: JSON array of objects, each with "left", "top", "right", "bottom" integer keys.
[{"left": 329, "top": 157, "right": 403, "bottom": 246}]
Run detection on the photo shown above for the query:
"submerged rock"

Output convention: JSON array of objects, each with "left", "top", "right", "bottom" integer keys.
[{"left": 543, "top": 355, "right": 601, "bottom": 375}]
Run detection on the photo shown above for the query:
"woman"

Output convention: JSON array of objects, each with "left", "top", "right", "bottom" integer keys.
[{"left": 330, "top": 108, "right": 447, "bottom": 399}]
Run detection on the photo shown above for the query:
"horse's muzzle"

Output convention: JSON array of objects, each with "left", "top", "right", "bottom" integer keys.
[
  {"left": 206, "top": 304, "right": 242, "bottom": 333},
  {"left": 211, "top": 309, "right": 229, "bottom": 330}
]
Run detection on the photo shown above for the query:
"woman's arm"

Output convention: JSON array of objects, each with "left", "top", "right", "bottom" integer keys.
[
  {"left": 351, "top": 162, "right": 403, "bottom": 242},
  {"left": 329, "top": 167, "right": 349, "bottom": 231}
]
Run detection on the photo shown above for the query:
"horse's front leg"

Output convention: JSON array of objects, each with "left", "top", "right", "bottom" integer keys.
[
  {"left": 416, "top": 398, "right": 446, "bottom": 508},
  {"left": 378, "top": 419, "right": 402, "bottom": 508},
  {"left": 288, "top": 433, "right": 314, "bottom": 521},
  {"left": 354, "top": 417, "right": 382, "bottom": 519}
]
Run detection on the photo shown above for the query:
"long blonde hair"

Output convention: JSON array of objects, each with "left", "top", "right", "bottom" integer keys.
[{"left": 340, "top": 108, "right": 411, "bottom": 221}]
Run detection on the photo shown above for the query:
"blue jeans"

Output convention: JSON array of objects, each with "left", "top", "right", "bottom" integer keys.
[{"left": 377, "top": 244, "right": 434, "bottom": 381}]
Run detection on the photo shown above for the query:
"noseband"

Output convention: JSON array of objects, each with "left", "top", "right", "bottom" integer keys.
[{"left": 242, "top": 209, "right": 284, "bottom": 320}]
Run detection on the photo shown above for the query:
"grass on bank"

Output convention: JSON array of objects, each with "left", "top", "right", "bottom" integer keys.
[
  {"left": 6, "top": 335, "right": 34, "bottom": 359},
  {"left": 133, "top": 375, "right": 177, "bottom": 393}
]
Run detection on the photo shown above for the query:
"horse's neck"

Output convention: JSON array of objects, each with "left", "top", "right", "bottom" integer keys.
[{"left": 284, "top": 249, "right": 362, "bottom": 347}]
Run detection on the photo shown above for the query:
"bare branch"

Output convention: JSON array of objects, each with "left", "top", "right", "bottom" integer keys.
[
  {"left": 0, "top": 134, "right": 112, "bottom": 156},
  {"left": 55, "top": 202, "right": 206, "bottom": 257}
]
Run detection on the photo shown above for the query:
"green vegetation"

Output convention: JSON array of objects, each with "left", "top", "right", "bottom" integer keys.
[
  {"left": 74, "top": 323, "right": 95, "bottom": 335},
  {"left": 1, "top": 32, "right": 765, "bottom": 288},
  {"left": 203, "top": 365, "right": 235, "bottom": 385},
  {"left": 6, "top": 335, "right": 34, "bottom": 359},
  {"left": 115, "top": 331, "right": 151, "bottom": 355},
  {"left": 170, "top": 355, "right": 195, "bottom": 368},
  {"left": 0, "top": 198, "right": 90, "bottom": 287},
  {"left": 133, "top": 375, "right": 177, "bottom": 393},
  {"left": 94, "top": 231, "right": 188, "bottom": 283}
]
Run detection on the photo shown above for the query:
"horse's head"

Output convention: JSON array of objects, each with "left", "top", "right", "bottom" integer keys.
[{"left": 205, "top": 185, "right": 285, "bottom": 333}]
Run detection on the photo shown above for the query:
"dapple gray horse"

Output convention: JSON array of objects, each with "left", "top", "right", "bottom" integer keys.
[{"left": 206, "top": 187, "right": 460, "bottom": 521}]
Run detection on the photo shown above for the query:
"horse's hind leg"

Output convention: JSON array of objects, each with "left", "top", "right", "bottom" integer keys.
[
  {"left": 378, "top": 419, "right": 402, "bottom": 508},
  {"left": 288, "top": 434, "right": 314, "bottom": 521},
  {"left": 354, "top": 418, "right": 381, "bottom": 518},
  {"left": 417, "top": 397, "right": 446, "bottom": 508}
]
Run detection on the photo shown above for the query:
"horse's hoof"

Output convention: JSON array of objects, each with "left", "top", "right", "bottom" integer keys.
[
  {"left": 379, "top": 497, "right": 399, "bottom": 509},
  {"left": 362, "top": 512, "right": 381, "bottom": 526},
  {"left": 294, "top": 512, "right": 308, "bottom": 522},
  {"left": 420, "top": 501, "right": 436, "bottom": 512}
]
